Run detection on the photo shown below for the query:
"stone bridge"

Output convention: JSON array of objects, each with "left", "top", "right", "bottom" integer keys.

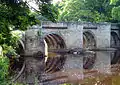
[
  {"left": 40, "top": 22, "right": 120, "bottom": 73},
  {"left": 16, "top": 21, "right": 120, "bottom": 84}
]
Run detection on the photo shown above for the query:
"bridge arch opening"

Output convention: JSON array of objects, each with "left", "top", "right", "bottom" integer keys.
[
  {"left": 83, "top": 31, "right": 96, "bottom": 69},
  {"left": 44, "top": 33, "right": 66, "bottom": 73},
  {"left": 111, "top": 32, "right": 120, "bottom": 64}
]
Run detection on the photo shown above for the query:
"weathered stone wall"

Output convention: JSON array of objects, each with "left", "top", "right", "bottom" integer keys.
[
  {"left": 18, "top": 29, "right": 46, "bottom": 84},
  {"left": 41, "top": 22, "right": 116, "bottom": 74},
  {"left": 16, "top": 21, "right": 120, "bottom": 84},
  {"left": 42, "top": 22, "right": 83, "bottom": 77},
  {"left": 42, "top": 22, "right": 83, "bottom": 48},
  {"left": 83, "top": 23, "right": 111, "bottom": 73}
]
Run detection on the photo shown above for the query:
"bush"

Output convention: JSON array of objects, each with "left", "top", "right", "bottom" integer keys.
[{"left": 0, "top": 55, "right": 9, "bottom": 85}]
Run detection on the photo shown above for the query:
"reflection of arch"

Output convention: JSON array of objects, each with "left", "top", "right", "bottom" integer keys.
[
  {"left": 111, "top": 32, "right": 120, "bottom": 64},
  {"left": 9, "top": 39, "right": 25, "bottom": 81},
  {"left": 83, "top": 31, "right": 96, "bottom": 69},
  {"left": 44, "top": 33, "right": 66, "bottom": 73}
]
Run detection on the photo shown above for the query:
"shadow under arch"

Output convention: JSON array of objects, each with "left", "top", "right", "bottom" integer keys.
[
  {"left": 83, "top": 31, "right": 96, "bottom": 69},
  {"left": 111, "top": 32, "right": 120, "bottom": 64},
  {"left": 44, "top": 33, "right": 66, "bottom": 73},
  {"left": 8, "top": 39, "right": 25, "bottom": 82}
]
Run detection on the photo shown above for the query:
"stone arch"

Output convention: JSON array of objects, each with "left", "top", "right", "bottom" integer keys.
[
  {"left": 111, "top": 32, "right": 120, "bottom": 64},
  {"left": 44, "top": 33, "right": 66, "bottom": 73},
  {"left": 83, "top": 31, "right": 96, "bottom": 69}
]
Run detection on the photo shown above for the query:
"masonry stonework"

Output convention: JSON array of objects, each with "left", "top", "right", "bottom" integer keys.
[
  {"left": 41, "top": 22, "right": 113, "bottom": 73},
  {"left": 17, "top": 22, "right": 120, "bottom": 84}
]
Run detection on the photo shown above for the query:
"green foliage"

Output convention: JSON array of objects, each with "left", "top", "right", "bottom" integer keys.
[
  {"left": 0, "top": 2, "right": 39, "bottom": 31},
  {"left": 0, "top": 0, "right": 39, "bottom": 55},
  {"left": 0, "top": 1, "right": 40, "bottom": 84},
  {"left": 0, "top": 55, "right": 9, "bottom": 85},
  {"left": 11, "top": 82, "right": 24, "bottom": 85},
  {"left": 112, "top": 6, "right": 120, "bottom": 21},
  {"left": 0, "top": 0, "right": 58, "bottom": 84},
  {"left": 110, "top": 0, "right": 119, "bottom": 5},
  {"left": 57, "top": 0, "right": 114, "bottom": 22},
  {"left": 58, "top": 0, "right": 85, "bottom": 21},
  {"left": 61, "top": 83, "right": 72, "bottom": 85},
  {"left": 110, "top": 0, "right": 120, "bottom": 22},
  {"left": 39, "top": 3, "right": 59, "bottom": 22},
  {"left": 0, "top": 1, "right": 39, "bottom": 51}
]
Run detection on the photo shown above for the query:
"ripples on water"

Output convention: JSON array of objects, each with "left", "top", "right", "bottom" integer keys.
[
  {"left": 80, "top": 64, "right": 120, "bottom": 85},
  {"left": 43, "top": 64, "right": 120, "bottom": 85}
]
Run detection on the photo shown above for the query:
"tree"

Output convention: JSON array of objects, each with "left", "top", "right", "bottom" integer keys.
[
  {"left": 0, "top": 2, "right": 39, "bottom": 82},
  {"left": 0, "top": 1, "right": 39, "bottom": 49},
  {"left": 0, "top": 0, "right": 58, "bottom": 52},
  {"left": 58, "top": 0, "right": 113, "bottom": 22},
  {"left": 21, "top": 0, "right": 59, "bottom": 22},
  {"left": 0, "top": 0, "right": 59, "bottom": 84},
  {"left": 112, "top": 6, "right": 120, "bottom": 22},
  {"left": 39, "top": 2, "right": 59, "bottom": 22},
  {"left": 58, "top": 0, "right": 86, "bottom": 21},
  {"left": 84, "top": 0, "right": 112, "bottom": 22},
  {"left": 110, "top": 0, "right": 120, "bottom": 22}
]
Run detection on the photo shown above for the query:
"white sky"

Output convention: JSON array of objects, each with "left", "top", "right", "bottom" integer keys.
[
  {"left": 23, "top": 0, "right": 39, "bottom": 11},
  {"left": 23, "top": 0, "right": 62, "bottom": 12},
  {"left": 52, "top": 0, "right": 62, "bottom": 4}
]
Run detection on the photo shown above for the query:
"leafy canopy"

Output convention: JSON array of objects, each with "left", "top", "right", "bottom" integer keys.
[{"left": 57, "top": 0, "right": 120, "bottom": 23}]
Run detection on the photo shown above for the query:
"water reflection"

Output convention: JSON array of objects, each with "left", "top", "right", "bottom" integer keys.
[
  {"left": 45, "top": 47, "right": 120, "bottom": 85},
  {"left": 42, "top": 64, "right": 120, "bottom": 85}
]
